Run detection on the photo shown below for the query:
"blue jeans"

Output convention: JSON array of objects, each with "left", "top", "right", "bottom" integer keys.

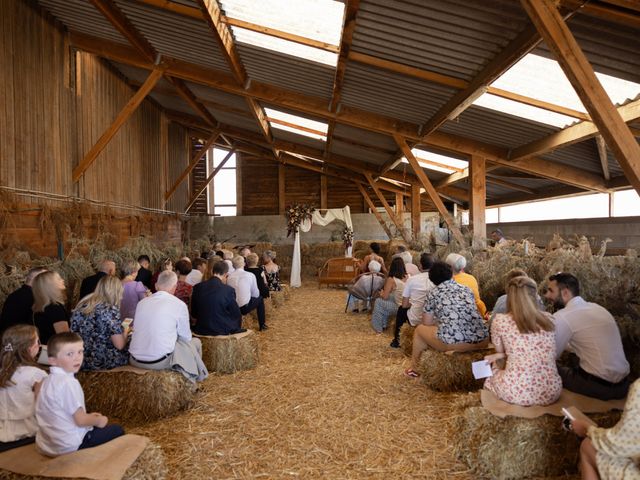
[{"left": 79, "top": 424, "right": 125, "bottom": 450}]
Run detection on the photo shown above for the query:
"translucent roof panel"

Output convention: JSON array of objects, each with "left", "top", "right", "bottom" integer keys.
[
  {"left": 475, "top": 53, "right": 640, "bottom": 128},
  {"left": 264, "top": 108, "right": 328, "bottom": 141},
  {"left": 221, "top": 0, "right": 344, "bottom": 66},
  {"left": 401, "top": 148, "right": 468, "bottom": 175}
]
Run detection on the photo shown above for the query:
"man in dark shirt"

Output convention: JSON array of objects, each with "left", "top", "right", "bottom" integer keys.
[
  {"left": 79, "top": 259, "right": 116, "bottom": 299},
  {"left": 134, "top": 255, "right": 153, "bottom": 290},
  {"left": 0, "top": 267, "right": 47, "bottom": 334},
  {"left": 191, "top": 261, "right": 244, "bottom": 336}
]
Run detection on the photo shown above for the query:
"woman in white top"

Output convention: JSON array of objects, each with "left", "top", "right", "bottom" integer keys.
[
  {"left": 371, "top": 258, "right": 407, "bottom": 333},
  {"left": 0, "top": 324, "right": 47, "bottom": 451}
]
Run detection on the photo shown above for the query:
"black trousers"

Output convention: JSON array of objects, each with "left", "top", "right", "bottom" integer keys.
[
  {"left": 240, "top": 296, "right": 266, "bottom": 328},
  {"left": 558, "top": 365, "right": 630, "bottom": 400},
  {"left": 393, "top": 306, "right": 410, "bottom": 342},
  {"left": 79, "top": 424, "right": 125, "bottom": 450}
]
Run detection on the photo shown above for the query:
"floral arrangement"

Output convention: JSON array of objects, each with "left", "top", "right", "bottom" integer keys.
[
  {"left": 285, "top": 203, "right": 315, "bottom": 237},
  {"left": 342, "top": 226, "right": 354, "bottom": 249}
]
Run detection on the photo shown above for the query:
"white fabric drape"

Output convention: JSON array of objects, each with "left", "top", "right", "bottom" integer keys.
[{"left": 290, "top": 206, "right": 353, "bottom": 288}]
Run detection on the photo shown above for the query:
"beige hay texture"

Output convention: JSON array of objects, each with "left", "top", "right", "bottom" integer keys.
[
  {"left": 417, "top": 348, "right": 491, "bottom": 392},
  {"left": 270, "top": 289, "right": 286, "bottom": 308},
  {"left": 399, "top": 323, "right": 416, "bottom": 357},
  {"left": 198, "top": 330, "right": 259, "bottom": 374},
  {"left": 77, "top": 370, "right": 197, "bottom": 427},
  {"left": 617, "top": 314, "right": 640, "bottom": 379},
  {"left": 453, "top": 401, "right": 621, "bottom": 479},
  {"left": 241, "top": 310, "right": 260, "bottom": 331}
]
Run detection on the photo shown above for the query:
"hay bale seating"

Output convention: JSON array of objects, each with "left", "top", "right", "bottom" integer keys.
[
  {"left": 196, "top": 330, "right": 259, "bottom": 374},
  {"left": 453, "top": 402, "right": 621, "bottom": 479},
  {"left": 77, "top": 369, "right": 197, "bottom": 427},
  {"left": 242, "top": 310, "right": 260, "bottom": 331},
  {"left": 416, "top": 348, "right": 493, "bottom": 392},
  {"left": 399, "top": 323, "right": 415, "bottom": 357}
]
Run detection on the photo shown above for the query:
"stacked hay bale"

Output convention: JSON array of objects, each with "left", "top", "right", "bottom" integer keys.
[
  {"left": 198, "top": 330, "right": 259, "bottom": 374},
  {"left": 617, "top": 314, "right": 640, "bottom": 380},
  {"left": 416, "top": 349, "right": 492, "bottom": 392},
  {"left": 399, "top": 324, "right": 415, "bottom": 357}
]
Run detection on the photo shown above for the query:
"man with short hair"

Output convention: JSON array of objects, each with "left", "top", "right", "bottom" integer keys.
[
  {"left": 185, "top": 258, "right": 207, "bottom": 286},
  {"left": 227, "top": 256, "right": 267, "bottom": 331},
  {"left": 445, "top": 253, "right": 487, "bottom": 318},
  {"left": 79, "top": 260, "right": 116, "bottom": 299},
  {"left": 0, "top": 267, "right": 47, "bottom": 333},
  {"left": 191, "top": 261, "right": 244, "bottom": 336},
  {"left": 390, "top": 253, "right": 435, "bottom": 348},
  {"left": 491, "top": 229, "right": 507, "bottom": 246},
  {"left": 135, "top": 255, "right": 153, "bottom": 290},
  {"left": 545, "top": 273, "right": 630, "bottom": 400},
  {"left": 129, "top": 271, "right": 207, "bottom": 382}
]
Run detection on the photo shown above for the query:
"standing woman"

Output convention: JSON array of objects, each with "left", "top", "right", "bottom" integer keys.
[
  {"left": 32, "top": 271, "right": 70, "bottom": 348},
  {"left": 70, "top": 276, "right": 129, "bottom": 371},
  {"left": 371, "top": 257, "right": 407, "bottom": 333},
  {"left": 262, "top": 250, "right": 281, "bottom": 292},
  {"left": 120, "top": 260, "right": 148, "bottom": 321}
]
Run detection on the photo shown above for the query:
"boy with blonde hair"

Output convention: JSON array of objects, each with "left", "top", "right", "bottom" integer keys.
[{"left": 36, "top": 332, "right": 124, "bottom": 456}]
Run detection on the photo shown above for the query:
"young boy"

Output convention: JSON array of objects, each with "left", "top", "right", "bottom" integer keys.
[{"left": 35, "top": 332, "right": 124, "bottom": 456}]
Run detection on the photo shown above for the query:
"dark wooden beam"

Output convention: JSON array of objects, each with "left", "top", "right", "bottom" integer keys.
[{"left": 356, "top": 183, "right": 393, "bottom": 239}]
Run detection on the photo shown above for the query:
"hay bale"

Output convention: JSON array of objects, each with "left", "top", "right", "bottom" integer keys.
[
  {"left": 270, "top": 290, "right": 286, "bottom": 308},
  {"left": 0, "top": 440, "right": 167, "bottom": 480},
  {"left": 453, "top": 404, "right": 621, "bottom": 479},
  {"left": 77, "top": 370, "right": 197, "bottom": 426},
  {"left": 416, "top": 349, "right": 490, "bottom": 392},
  {"left": 242, "top": 310, "right": 260, "bottom": 330},
  {"left": 198, "top": 330, "right": 259, "bottom": 374},
  {"left": 399, "top": 323, "right": 415, "bottom": 357}
]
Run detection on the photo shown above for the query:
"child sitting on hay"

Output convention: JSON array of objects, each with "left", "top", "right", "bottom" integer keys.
[{"left": 36, "top": 332, "right": 124, "bottom": 456}]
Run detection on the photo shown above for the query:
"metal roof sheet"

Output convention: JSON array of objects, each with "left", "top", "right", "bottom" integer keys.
[
  {"left": 213, "top": 111, "right": 262, "bottom": 133},
  {"left": 111, "top": 62, "right": 174, "bottom": 90},
  {"left": 332, "top": 124, "right": 397, "bottom": 152},
  {"left": 184, "top": 82, "right": 250, "bottom": 112},
  {"left": 330, "top": 140, "right": 389, "bottom": 166},
  {"left": 271, "top": 128, "right": 326, "bottom": 151}
]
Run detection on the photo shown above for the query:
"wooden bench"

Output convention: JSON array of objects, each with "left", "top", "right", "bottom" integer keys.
[{"left": 318, "top": 257, "right": 360, "bottom": 287}]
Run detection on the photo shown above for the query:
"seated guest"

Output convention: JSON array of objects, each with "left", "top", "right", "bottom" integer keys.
[
  {"left": 262, "top": 250, "right": 281, "bottom": 291},
  {"left": 134, "top": 255, "right": 152, "bottom": 290},
  {"left": 545, "top": 273, "right": 629, "bottom": 400},
  {"left": 129, "top": 271, "right": 207, "bottom": 381},
  {"left": 150, "top": 258, "right": 173, "bottom": 293},
  {"left": 571, "top": 378, "right": 640, "bottom": 480},
  {"left": 371, "top": 258, "right": 406, "bottom": 333},
  {"left": 390, "top": 253, "right": 434, "bottom": 348},
  {"left": 186, "top": 258, "right": 207, "bottom": 286},
  {"left": 70, "top": 276, "right": 128, "bottom": 371},
  {"left": 445, "top": 253, "right": 487, "bottom": 318},
  {"left": 405, "top": 261, "right": 489, "bottom": 378},
  {"left": 245, "top": 253, "right": 269, "bottom": 299},
  {"left": 491, "top": 229, "right": 507, "bottom": 246},
  {"left": 79, "top": 259, "right": 116, "bottom": 299},
  {"left": 239, "top": 246, "right": 252, "bottom": 264},
  {"left": 205, "top": 255, "right": 223, "bottom": 282},
  {"left": 393, "top": 245, "right": 419, "bottom": 276},
  {"left": 360, "top": 242, "right": 387, "bottom": 275},
  {"left": 0, "top": 325, "right": 47, "bottom": 452},
  {"left": 490, "top": 268, "right": 544, "bottom": 324},
  {"left": 120, "top": 260, "right": 148, "bottom": 321},
  {"left": 0, "top": 267, "right": 47, "bottom": 334},
  {"left": 192, "top": 261, "right": 244, "bottom": 336},
  {"left": 173, "top": 259, "right": 193, "bottom": 307},
  {"left": 222, "top": 250, "right": 235, "bottom": 274},
  {"left": 32, "top": 271, "right": 70, "bottom": 347},
  {"left": 483, "top": 276, "right": 562, "bottom": 406},
  {"left": 227, "top": 256, "right": 268, "bottom": 331},
  {"left": 347, "top": 260, "right": 386, "bottom": 312}
]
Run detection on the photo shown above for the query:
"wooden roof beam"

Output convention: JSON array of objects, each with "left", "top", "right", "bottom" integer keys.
[
  {"left": 364, "top": 172, "right": 410, "bottom": 241},
  {"left": 167, "top": 77, "right": 218, "bottom": 127},
  {"left": 559, "top": 0, "right": 640, "bottom": 28},
  {"left": 356, "top": 183, "right": 393, "bottom": 239},
  {"left": 521, "top": 0, "right": 640, "bottom": 195},
  {"left": 596, "top": 135, "right": 611, "bottom": 181}
]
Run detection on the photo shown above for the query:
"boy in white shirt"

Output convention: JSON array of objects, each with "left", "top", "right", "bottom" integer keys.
[{"left": 35, "top": 332, "right": 124, "bottom": 456}]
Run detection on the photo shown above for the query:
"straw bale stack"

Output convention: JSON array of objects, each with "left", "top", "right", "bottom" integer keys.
[
  {"left": 197, "top": 330, "right": 259, "bottom": 374},
  {"left": 416, "top": 349, "right": 491, "bottom": 392},
  {"left": 242, "top": 310, "right": 260, "bottom": 331},
  {"left": 77, "top": 370, "right": 197, "bottom": 426},
  {"left": 617, "top": 314, "right": 640, "bottom": 379},
  {"left": 399, "top": 323, "right": 415, "bottom": 357},
  {"left": 453, "top": 402, "right": 621, "bottom": 479}
]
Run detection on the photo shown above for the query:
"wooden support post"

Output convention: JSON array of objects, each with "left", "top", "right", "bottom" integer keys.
[
  {"left": 73, "top": 67, "right": 164, "bottom": 182},
  {"left": 356, "top": 183, "right": 393, "bottom": 239},
  {"left": 470, "top": 155, "right": 486, "bottom": 250},
  {"left": 364, "top": 173, "right": 409, "bottom": 241},
  {"left": 595, "top": 136, "right": 610, "bottom": 181},
  {"left": 278, "top": 163, "right": 286, "bottom": 214},
  {"left": 521, "top": 0, "right": 640, "bottom": 196},
  {"left": 320, "top": 175, "right": 328, "bottom": 209},
  {"left": 394, "top": 134, "right": 466, "bottom": 246},
  {"left": 185, "top": 149, "right": 234, "bottom": 213},
  {"left": 165, "top": 131, "right": 219, "bottom": 202},
  {"left": 411, "top": 184, "right": 421, "bottom": 240},
  {"left": 395, "top": 192, "right": 403, "bottom": 215}
]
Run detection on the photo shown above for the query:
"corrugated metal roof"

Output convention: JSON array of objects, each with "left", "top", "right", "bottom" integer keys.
[
  {"left": 37, "top": 0, "right": 129, "bottom": 45},
  {"left": 341, "top": 62, "right": 458, "bottom": 124},
  {"left": 330, "top": 140, "right": 389, "bottom": 166},
  {"left": 184, "top": 82, "right": 250, "bottom": 112},
  {"left": 111, "top": 63, "right": 174, "bottom": 90},
  {"left": 115, "top": 0, "right": 231, "bottom": 72},
  {"left": 352, "top": 0, "right": 530, "bottom": 81},
  {"left": 148, "top": 92, "right": 194, "bottom": 116},
  {"left": 543, "top": 141, "right": 624, "bottom": 178},
  {"left": 210, "top": 110, "right": 261, "bottom": 134},
  {"left": 271, "top": 128, "right": 326, "bottom": 151}
]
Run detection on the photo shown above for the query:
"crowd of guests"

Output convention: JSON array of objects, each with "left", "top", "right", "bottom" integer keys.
[{"left": 0, "top": 245, "right": 282, "bottom": 456}]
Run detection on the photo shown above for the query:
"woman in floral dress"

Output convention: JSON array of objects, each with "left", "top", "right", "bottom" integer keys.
[
  {"left": 483, "top": 276, "right": 562, "bottom": 406},
  {"left": 262, "top": 250, "right": 281, "bottom": 291}
]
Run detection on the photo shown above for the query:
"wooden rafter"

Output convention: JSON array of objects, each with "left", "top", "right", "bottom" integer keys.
[
  {"left": 596, "top": 136, "right": 611, "bottom": 181},
  {"left": 521, "top": 0, "right": 640, "bottom": 194},
  {"left": 559, "top": 0, "right": 640, "bottom": 28},
  {"left": 356, "top": 183, "right": 393, "bottom": 239},
  {"left": 185, "top": 149, "right": 235, "bottom": 213},
  {"left": 469, "top": 155, "right": 486, "bottom": 249},
  {"left": 168, "top": 77, "right": 218, "bottom": 127},
  {"left": 364, "top": 173, "right": 409, "bottom": 241}
]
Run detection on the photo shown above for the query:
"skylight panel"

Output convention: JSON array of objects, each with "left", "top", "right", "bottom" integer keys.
[
  {"left": 264, "top": 108, "right": 328, "bottom": 141},
  {"left": 474, "top": 93, "right": 579, "bottom": 128},
  {"left": 401, "top": 149, "right": 468, "bottom": 175}
]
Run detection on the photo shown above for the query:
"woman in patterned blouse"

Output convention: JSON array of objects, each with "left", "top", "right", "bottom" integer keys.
[
  {"left": 70, "top": 276, "right": 129, "bottom": 371},
  {"left": 405, "top": 261, "right": 489, "bottom": 378}
]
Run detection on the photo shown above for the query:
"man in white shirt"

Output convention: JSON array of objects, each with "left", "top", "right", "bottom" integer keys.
[
  {"left": 490, "top": 229, "right": 507, "bottom": 246},
  {"left": 227, "top": 256, "right": 267, "bottom": 331},
  {"left": 390, "top": 253, "right": 434, "bottom": 348},
  {"left": 130, "top": 271, "right": 207, "bottom": 381},
  {"left": 185, "top": 258, "right": 206, "bottom": 286},
  {"left": 545, "top": 272, "right": 630, "bottom": 400}
]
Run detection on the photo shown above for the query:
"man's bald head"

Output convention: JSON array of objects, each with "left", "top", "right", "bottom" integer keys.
[{"left": 99, "top": 259, "right": 116, "bottom": 275}]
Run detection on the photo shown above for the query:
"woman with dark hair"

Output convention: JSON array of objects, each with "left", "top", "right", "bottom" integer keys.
[
  {"left": 405, "top": 261, "right": 489, "bottom": 378},
  {"left": 173, "top": 259, "right": 193, "bottom": 306},
  {"left": 360, "top": 242, "right": 387, "bottom": 275},
  {"left": 371, "top": 258, "right": 407, "bottom": 333}
]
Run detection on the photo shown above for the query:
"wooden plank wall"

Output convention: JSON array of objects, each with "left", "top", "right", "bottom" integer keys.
[{"left": 241, "top": 156, "right": 279, "bottom": 215}]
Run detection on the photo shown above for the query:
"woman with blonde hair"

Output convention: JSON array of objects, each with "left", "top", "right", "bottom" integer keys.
[
  {"left": 32, "top": 271, "right": 70, "bottom": 347},
  {"left": 70, "top": 276, "right": 129, "bottom": 371},
  {"left": 262, "top": 250, "right": 281, "bottom": 292},
  {"left": 483, "top": 276, "right": 562, "bottom": 406}
]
